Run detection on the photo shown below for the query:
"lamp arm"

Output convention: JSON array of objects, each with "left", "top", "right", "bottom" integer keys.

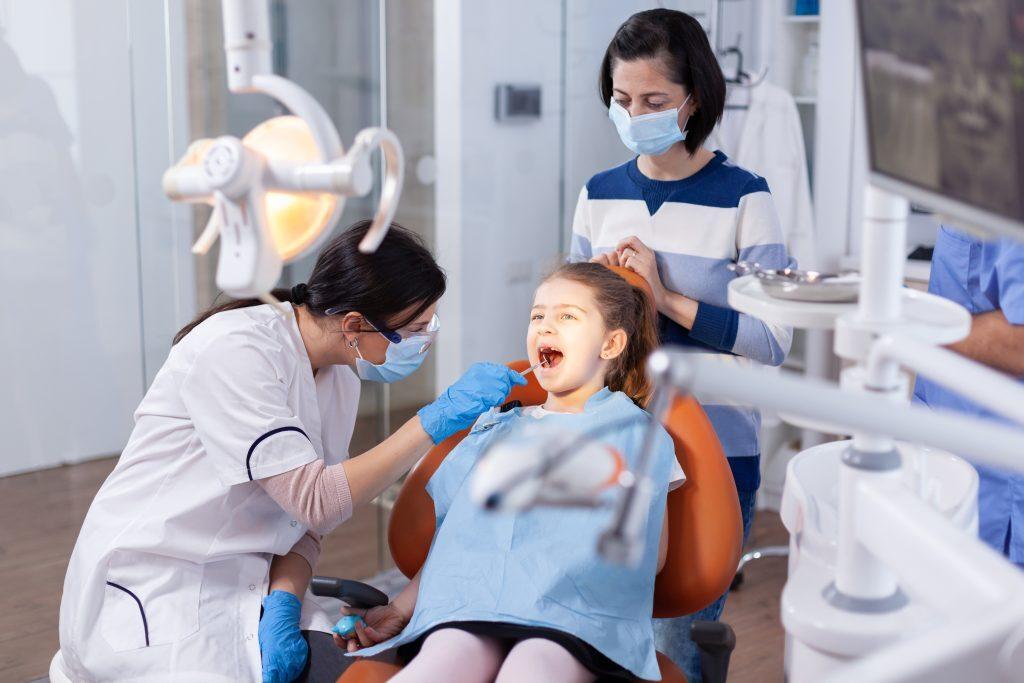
[
  {"left": 598, "top": 348, "right": 1024, "bottom": 566},
  {"left": 348, "top": 127, "right": 405, "bottom": 254}
]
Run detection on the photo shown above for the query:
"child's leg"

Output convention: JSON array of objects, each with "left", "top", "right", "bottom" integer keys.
[
  {"left": 494, "top": 638, "right": 596, "bottom": 683},
  {"left": 390, "top": 628, "right": 506, "bottom": 683}
]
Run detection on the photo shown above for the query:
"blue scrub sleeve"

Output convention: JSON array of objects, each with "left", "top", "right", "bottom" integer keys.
[{"left": 994, "top": 239, "right": 1024, "bottom": 324}]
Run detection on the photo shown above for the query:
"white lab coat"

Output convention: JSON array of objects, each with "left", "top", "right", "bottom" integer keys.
[
  {"left": 57, "top": 304, "right": 360, "bottom": 682},
  {"left": 707, "top": 82, "right": 816, "bottom": 269}
]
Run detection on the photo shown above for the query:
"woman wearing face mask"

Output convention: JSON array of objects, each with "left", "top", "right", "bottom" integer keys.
[
  {"left": 568, "top": 9, "right": 793, "bottom": 683},
  {"left": 55, "top": 221, "right": 526, "bottom": 683}
]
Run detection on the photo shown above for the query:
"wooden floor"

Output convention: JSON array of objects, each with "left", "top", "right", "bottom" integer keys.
[
  {"left": 0, "top": 452, "right": 789, "bottom": 682},
  {"left": 721, "top": 512, "right": 789, "bottom": 682}
]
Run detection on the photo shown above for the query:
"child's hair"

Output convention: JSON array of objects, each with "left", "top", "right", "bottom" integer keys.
[{"left": 545, "top": 262, "right": 659, "bottom": 407}]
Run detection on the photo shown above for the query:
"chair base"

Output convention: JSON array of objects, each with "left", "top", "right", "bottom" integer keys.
[{"left": 732, "top": 543, "right": 789, "bottom": 590}]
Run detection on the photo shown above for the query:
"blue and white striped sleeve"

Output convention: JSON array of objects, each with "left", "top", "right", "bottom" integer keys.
[
  {"left": 730, "top": 186, "right": 793, "bottom": 366},
  {"left": 568, "top": 186, "right": 592, "bottom": 263}
]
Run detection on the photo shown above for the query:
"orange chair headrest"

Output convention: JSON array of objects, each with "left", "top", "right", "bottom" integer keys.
[{"left": 604, "top": 264, "right": 655, "bottom": 304}]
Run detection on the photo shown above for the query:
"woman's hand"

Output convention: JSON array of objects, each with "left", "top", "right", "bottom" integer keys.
[
  {"left": 332, "top": 603, "right": 409, "bottom": 653},
  {"left": 259, "top": 590, "right": 308, "bottom": 683},
  {"left": 616, "top": 236, "right": 668, "bottom": 309},
  {"left": 590, "top": 251, "right": 622, "bottom": 267},
  {"left": 418, "top": 362, "right": 527, "bottom": 444}
]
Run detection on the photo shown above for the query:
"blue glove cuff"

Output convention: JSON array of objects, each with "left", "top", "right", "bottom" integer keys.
[
  {"left": 418, "top": 401, "right": 448, "bottom": 444},
  {"left": 262, "top": 590, "right": 302, "bottom": 622}
]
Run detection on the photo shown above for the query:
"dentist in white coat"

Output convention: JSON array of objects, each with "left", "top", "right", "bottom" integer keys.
[{"left": 56, "top": 221, "right": 526, "bottom": 682}]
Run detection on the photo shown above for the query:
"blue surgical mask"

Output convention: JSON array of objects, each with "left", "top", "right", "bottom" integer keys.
[
  {"left": 353, "top": 314, "right": 439, "bottom": 383},
  {"left": 608, "top": 95, "right": 691, "bottom": 156}
]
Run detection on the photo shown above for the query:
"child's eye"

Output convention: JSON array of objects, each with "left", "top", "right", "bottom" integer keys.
[
  {"left": 560, "top": 313, "right": 576, "bottom": 321},
  {"left": 531, "top": 314, "right": 543, "bottom": 321}
]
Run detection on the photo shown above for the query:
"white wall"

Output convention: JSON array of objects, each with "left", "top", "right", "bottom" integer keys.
[
  {"left": 435, "top": 0, "right": 565, "bottom": 387},
  {"left": 0, "top": 0, "right": 194, "bottom": 476},
  {"left": 561, "top": 0, "right": 711, "bottom": 245},
  {"left": 436, "top": 0, "right": 732, "bottom": 388}
]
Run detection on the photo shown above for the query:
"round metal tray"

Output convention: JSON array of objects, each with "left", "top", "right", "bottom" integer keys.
[{"left": 758, "top": 276, "right": 860, "bottom": 303}]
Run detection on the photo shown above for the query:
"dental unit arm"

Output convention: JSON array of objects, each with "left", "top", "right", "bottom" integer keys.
[
  {"left": 162, "top": 0, "right": 404, "bottom": 304},
  {"left": 474, "top": 346, "right": 1024, "bottom": 567}
]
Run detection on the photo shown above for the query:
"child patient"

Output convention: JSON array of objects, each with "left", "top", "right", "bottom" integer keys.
[{"left": 340, "top": 262, "right": 685, "bottom": 682}]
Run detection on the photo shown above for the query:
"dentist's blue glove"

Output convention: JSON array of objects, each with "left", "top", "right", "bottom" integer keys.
[
  {"left": 259, "top": 590, "right": 308, "bottom": 683},
  {"left": 418, "top": 362, "right": 528, "bottom": 443}
]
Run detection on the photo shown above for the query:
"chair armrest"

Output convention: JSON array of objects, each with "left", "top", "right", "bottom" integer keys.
[
  {"left": 310, "top": 576, "right": 389, "bottom": 609},
  {"left": 690, "top": 620, "right": 735, "bottom": 683}
]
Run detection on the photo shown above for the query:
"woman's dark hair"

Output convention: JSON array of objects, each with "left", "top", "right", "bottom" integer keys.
[
  {"left": 173, "top": 220, "right": 446, "bottom": 344},
  {"left": 599, "top": 9, "right": 726, "bottom": 155},
  {"left": 544, "top": 262, "right": 659, "bottom": 408}
]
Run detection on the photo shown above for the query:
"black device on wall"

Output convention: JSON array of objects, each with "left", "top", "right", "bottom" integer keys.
[{"left": 495, "top": 84, "right": 542, "bottom": 122}]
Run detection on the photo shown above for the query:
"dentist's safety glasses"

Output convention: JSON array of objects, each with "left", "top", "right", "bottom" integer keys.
[{"left": 327, "top": 311, "right": 441, "bottom": 353}]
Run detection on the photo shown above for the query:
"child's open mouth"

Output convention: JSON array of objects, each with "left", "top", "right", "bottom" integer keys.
[{"left": 538, "top": 345, "right": 564, "bottom": 370}]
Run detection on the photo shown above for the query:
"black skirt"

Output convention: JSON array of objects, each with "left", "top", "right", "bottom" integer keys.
[{"left": 396, "top": 620, "right": 633, "bottom": 681}]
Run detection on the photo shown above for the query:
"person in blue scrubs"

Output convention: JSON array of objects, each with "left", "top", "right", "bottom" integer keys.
[{"left": 914, "top": 225, "right": 1024, "bottom": 564}]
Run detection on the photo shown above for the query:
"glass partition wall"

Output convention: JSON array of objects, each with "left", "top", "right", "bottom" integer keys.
[{"left": 184, "top": 0, "right": 435, "bottom": 579}]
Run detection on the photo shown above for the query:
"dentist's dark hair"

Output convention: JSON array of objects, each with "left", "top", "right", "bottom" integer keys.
[
  {"left": 545, "top": 262, "right": 659, "bottom": 408},
  {"left": 599, "top": 8, "right": 726, "bottom": 155},
  {"left": 173, "top": 220, "right": 446, "bottom": 344}
]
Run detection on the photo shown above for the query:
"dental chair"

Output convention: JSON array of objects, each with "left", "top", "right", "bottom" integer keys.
[{"left": 319, "top": 266, "right": 744, "bottom": 683}]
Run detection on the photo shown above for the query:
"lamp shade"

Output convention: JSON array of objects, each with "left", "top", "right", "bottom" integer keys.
[{"left": 242, "top": 115, "right": 338, "bottom": 261}]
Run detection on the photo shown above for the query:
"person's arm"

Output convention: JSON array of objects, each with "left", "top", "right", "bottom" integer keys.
[
  {"left": 614, "top": 234, "right": 791, "bottom": 365},
  {"left": 268, "top": 531, "right": 321, "bottom": 598},
  {"left": 389, "top": 571, "right": 421, "bottom": 623},
  {"left": 660, "top": 289, "right": 699, "bottom": 330},
  {"left": 259, "top": 532, "right": 321, "bottom": 682},
  {"left": 255, "top": 417, "right": 430, "bottom": 535},
  {"left": 948, "top": 310, "right": 1024, "bottom": 378},
  {"left": 335, "top": 571, "right": 423, "bottom": 652},
  {"left": 343, "top": 415, "right": 433, "bottom": 508},
  {"left": 256, "top": 363, "right": 528, "bottom": 534}
]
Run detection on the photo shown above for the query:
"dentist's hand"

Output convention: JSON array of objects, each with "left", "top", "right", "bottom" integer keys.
[
  {"left": 418, "top": 362, "right": 527, "bottom": 443},
  {"left": 259, "top": 590, "right": 308, "bottom": 683}
]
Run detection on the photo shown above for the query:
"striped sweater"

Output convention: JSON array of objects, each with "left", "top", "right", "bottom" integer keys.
[{"left": 569, "top": 151, "right": 793, "bottom": 490}]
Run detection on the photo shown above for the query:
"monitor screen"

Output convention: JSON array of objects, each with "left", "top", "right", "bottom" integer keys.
[{"left": 857, "top": 0, "right": 1024, "bottom": 231}]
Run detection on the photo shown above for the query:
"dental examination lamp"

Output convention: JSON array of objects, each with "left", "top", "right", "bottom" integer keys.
[{"left": 162, "top": 0, "right": 403, "bottom": 304}]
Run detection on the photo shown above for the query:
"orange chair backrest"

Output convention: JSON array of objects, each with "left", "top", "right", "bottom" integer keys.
[{"left": 388, "top": 265, "right": 743, "bottom": 619}]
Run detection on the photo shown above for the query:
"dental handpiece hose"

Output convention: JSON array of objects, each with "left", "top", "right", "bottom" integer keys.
[{"left": 598, "top": 356, "right": 675, "bottom": 566}]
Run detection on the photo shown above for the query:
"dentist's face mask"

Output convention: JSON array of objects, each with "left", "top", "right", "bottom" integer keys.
[
  {"left": 350, "top": 313, "right": 440, "bottom": 383},
  {"left": 608, "top": 94, "right": 691, "bottom": 156}
]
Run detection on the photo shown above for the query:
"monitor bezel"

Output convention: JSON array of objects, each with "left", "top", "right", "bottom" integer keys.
[{"left": 857, "top": 0, "right": 1024, "bottom": 240}]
